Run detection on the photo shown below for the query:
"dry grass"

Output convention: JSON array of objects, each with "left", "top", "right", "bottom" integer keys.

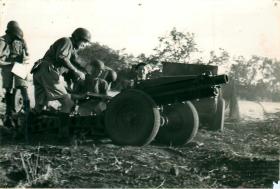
[
  {"left": 0, "top": 111, "right": 279, "bottom": 187},
  {"left": 16, "top": 146, "right": 59, "bottom": 187}
]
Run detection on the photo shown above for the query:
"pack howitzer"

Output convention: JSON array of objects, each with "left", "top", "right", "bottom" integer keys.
[
  {"left": 104, "top": 73, "right": 228, "bottom": 146},
  {"left": 17, "top": 73, "right": 228, "bottom": 146}
]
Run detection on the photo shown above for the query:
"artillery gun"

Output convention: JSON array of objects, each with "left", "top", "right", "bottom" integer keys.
[
  {"left": 162, "top": 62, "right": 226, "bottom": 131},
  {"left": 3, "top": 63, "right": 228, "bottom": 146},
  {"left": 105, "top": 72, "right": 228, "bottom": 146}
]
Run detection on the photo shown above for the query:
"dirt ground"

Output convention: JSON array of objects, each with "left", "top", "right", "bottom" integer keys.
[{"left": 0, "top": 101, "right": 279, "bottom": 188}]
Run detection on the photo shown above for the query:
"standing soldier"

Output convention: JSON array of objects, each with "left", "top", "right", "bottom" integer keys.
[
  {"left": 0, "top": 21, "right": 30, "bottom": 127},
  {"left": 31, "top": 28, "right": 91, "bottom": 114}
]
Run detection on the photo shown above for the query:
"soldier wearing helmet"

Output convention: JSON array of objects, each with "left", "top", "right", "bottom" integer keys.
[
  {"left": 0, "top": 21, "right": 30, "bottom": 127},
  {"left": 5, "top": 21, "right": 29, "bottom": 56},
  {"left": 32, "top": 27, "right": 91, "bottom": 114},
  {"left": 71, "top": 59, "right": 117, "bottom": 116},
  {"left": 73, "top": 59, "right": 109, "bottom": 95}
]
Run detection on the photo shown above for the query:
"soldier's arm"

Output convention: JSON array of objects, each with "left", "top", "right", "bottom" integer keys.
[
  {"left": 55, "top": 38, "right": 84, "bottom": 79},
  {"left": 61, "top": 58, "right": 85, "bottom": 80},
  {"left": 60, "top": 57, "right": 79, "bottom": 73},
  {"left": 22, "top": 39, "right": 29, "bottom": 56},
  {"left": 0, "top": 59, "right": 13, "bottom": 66}
]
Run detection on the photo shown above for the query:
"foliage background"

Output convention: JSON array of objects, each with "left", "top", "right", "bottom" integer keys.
[{"left": 77, "top": 27, "right": 280, "bottom": 101}]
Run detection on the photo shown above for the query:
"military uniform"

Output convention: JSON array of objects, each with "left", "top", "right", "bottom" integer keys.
[
  {"left": 33, "top": 37, "right": 76, "bottom": 108},
  {"left": 33, "top": 28, "right": 91, "bottom": 115},
  {"left": 0, "top": 36, "right": 28, "bottom": 89},
  {"left": 74, "top": 75, "right": 109, "bottom": 95},
  {"left": 0, "top": 35, "right": 29, "bottom": 118},
  {"left": 73, "top": 75, "right": 109, "bottom": 116}
]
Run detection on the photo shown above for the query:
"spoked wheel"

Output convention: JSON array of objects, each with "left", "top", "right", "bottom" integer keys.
[
  {"left": 156, "top": 101, "right": 199, "bottom": 145},
  {"left": 14, "top": 90, "right": 23, "bottom": 113},
  {"left": 105, "top": 89, "right": 160, "bottom": 146}
]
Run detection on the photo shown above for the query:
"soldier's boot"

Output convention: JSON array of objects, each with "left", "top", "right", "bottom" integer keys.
[
  {"left": 4, "top": 92, "right": 15, "bottom": 128},
  {"left": 23, "top": 99, "right": 30, "bottom": 114},
  {"left": 20, "top": 87, "right": 30, "bottom": 113},
  {"left": 11, "top": 89, "right": 16, "bottom": 113}
]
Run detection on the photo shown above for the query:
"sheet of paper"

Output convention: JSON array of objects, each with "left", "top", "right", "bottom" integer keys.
[{"left": 11, "top": 62, "right": 30, "bottom": 79}]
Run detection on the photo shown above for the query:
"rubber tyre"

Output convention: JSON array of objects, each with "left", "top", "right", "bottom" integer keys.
[
  {"left": 156, "top": 101, "right": 199, "bottom": 145},
  {"left": 105, "top": 89, "right": 160, "bottom": 146},
  {"left": 210, "top": 98, "right": 225, "bottom": 131}
]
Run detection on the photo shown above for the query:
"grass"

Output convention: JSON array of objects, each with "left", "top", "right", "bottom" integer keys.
[{"left": 16, "top": 146, "right": 58, "bottom": 187}]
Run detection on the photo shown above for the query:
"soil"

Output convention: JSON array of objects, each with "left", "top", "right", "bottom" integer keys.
[{"left": 0, "top": 102, "right": 279, "bottom": 188}]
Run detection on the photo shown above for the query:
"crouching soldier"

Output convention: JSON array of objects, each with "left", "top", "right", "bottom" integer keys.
[
  {"left": 101, "top": 66, "right": 118, "bottom": 91},
  {"left": 32, "top": 28, "right": 91, "bottom": 113},
  {"left": 72, "top": 59, "right": 117, "bottom": 116},
  {"left": 0, "top": 21, "right": 30, "bottom": 127},
  {"left": 31, "top": 28, "right": 91, "bottom": 138}
]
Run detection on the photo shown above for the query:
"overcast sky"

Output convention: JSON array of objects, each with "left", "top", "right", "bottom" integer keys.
[{"left": 0, "top": 0, "right": 280, "bottom": 63}]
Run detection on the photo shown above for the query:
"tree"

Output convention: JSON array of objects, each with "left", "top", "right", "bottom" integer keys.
[
  {"left": 77, "top": 43, "right": 135, "bottom": 71},
  {"left": 227, "top": 55, "right": 280, "bottom": 101},
  {"left": 151, "top": 27, "right": 199, "bottom": 63},
  {"left": 208, "top": 48, "right": 230, "bottom": 66},
  {"left": 77, "top": 42, "right": 137, "bottom": 90}
]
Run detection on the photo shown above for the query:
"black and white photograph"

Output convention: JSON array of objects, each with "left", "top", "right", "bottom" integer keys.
[{"left": 0, "top": 0, "right": 279, "bottom": 188}]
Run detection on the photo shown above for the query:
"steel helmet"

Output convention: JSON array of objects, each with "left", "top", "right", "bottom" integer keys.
[
  {"left": 91, "top": 59, "right": 105, "bottom": 70},
  {"left": 9, "top": 26, "right": 23, "bottom": 40},
  {"left": 105, "top": 70, "right": 117, "bottom": 82},
  {"left": 5, "top": 21, "right": 22, "bottom": 39},
  {"left": 71, "top": 28, "right": 91, "bottom": 42},
  {"left": 7, "top": 20, "right": 19, "bottom": 30}
]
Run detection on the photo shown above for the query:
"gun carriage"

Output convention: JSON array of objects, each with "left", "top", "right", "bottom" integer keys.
[{"left": 6, "top": 63, "right": 228, "bottom": 146}]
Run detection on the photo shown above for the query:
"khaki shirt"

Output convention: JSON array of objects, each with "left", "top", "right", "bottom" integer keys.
[
  {"left": 43, "top": 37, "right": 76, "bottom": 68},
  {"left": 73, "top": 75, "right": 109, "bottom": 95},
  {"left": 0, "top": 35, "right": 26, "bottom": 63},
  {"left": 10, "top": 40, "right": 25, "bottom": 58}
]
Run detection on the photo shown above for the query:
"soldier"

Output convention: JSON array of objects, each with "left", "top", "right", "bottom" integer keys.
[
  {"left": 103, "top": 69, "right": 117, "bottom": 91},
  {"left": 73, "top": 59, "right": 109, "bottom": 96},
  {"left": 126, "top": 62, "right": 148, "bottom": 88},
  {"left": 134, "top": 62, "right": 148, "bottom": 81},
  {"left": 6, "top": 21, "right": 29, "bottom": 56},
  {"left": 31, "top": 28, "right": 91, "bottom": 114},
  {"left": 0, "top": 21, "right": 30, "bottom": 127},
  {"left": 71, "top": 59, "right": 116, "bottom": 116}
]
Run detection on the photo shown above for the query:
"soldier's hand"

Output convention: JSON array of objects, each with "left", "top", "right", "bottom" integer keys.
[
  {"left": 23, "top": 56, "right": 29, "bottom": 62},
  {"left": 0, "top": 61, "right": 13, "bottom": 66},
  {"left": 75, "top": 70, "right": 85, "bottom": 81}
]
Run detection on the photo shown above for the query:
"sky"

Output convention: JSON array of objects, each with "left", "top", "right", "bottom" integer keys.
[{"left": 0, "top": 0, "right": 280, "bottom": 63}]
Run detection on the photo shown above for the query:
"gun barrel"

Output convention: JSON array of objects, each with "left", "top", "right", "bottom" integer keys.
[
  {"left": 211, "top": 74, "right": 228, "bottom": 85},
  {"left": 135, "top": 74, "right": 228, "bottom": 105}
]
